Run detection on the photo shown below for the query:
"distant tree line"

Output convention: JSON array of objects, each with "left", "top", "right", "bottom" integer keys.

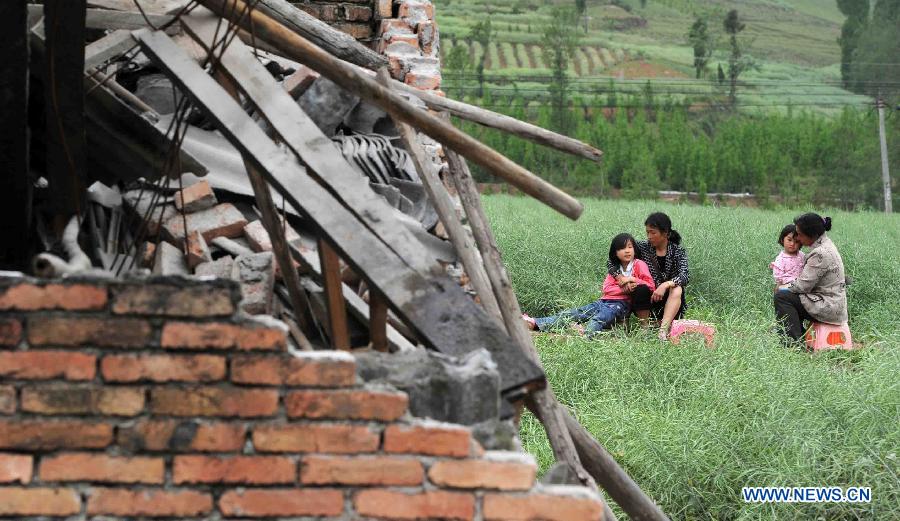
[
  {"left": 837, "top": 0, "right": 900, "bottom": 98},
  {"left": 454, "top": 91, "right": 899, "bottom": 211}
]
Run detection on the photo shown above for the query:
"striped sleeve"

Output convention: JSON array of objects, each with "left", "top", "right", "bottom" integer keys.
[{"left": 671, "top": 245, "right": 690, "bottom": 287}]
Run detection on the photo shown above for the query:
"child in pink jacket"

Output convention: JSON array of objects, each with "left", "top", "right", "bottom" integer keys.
[
  {"left": 523, "top": 233, "right": 655, "bottom": 336},
  {"left": 771, "top": 224, "right": 806, "bottom": 290}
]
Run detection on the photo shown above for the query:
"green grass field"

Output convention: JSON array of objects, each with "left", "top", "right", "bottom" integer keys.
[{"left": 484, "top": 196, "right": 899, "bottom": 519}]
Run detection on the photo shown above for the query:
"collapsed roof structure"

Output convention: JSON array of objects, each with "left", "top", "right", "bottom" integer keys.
[{"left": 0, "top": 1, "right": 668, "bottom": 519}]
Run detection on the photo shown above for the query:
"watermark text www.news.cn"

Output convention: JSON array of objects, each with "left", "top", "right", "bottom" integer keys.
[{"left": 742, "top": 486, "right": 871, "bottom": 503}]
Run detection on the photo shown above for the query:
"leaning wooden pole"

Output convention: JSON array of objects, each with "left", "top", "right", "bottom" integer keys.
[
  {"left": 377, "top": 69, "right": 503, "bottom": 321},
  {"left": 196, "top": 0, "right": 583, "bottom": 221},
  {"left": 443, "top": 149, "right": 602, "bottom": 498},
  {"left": 391, "top": 82, "right": 603, "bottom": 163},
  {"left": 245, "top": 0, "right": 602, "bottom": 163},
  {"left": 446, "top": 150, "right": 669, "bottom": 521}
]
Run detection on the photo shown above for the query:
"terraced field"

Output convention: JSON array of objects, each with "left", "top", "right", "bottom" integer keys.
[{"left": 434, "top": 0, "right": 871, "bottom": 111}]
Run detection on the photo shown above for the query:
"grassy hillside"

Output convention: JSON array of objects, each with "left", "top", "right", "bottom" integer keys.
[
  {"left": 484, "top": 196, "right": 899, "bottom": 519},
  {"left": 436, "top": 0, "right": 871, "bottom": 111}
]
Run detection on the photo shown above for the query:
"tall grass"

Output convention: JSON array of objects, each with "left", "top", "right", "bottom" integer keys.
[{"left": 486, "top": 196, "right": 899, "bottom": 519}]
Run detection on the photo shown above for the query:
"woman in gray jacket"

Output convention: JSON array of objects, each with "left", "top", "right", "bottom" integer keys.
[{"left": 774, "top": 212, "right": 848, "bottom": 342}]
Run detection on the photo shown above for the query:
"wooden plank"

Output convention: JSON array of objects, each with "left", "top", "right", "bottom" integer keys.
[
  {"left": 377, "top": 69, "right": 502, "bottom": 321},
  {"left": 287, "top": 239, "right": 416, "bottom": 353},
  {"left": 28, "top": 5, "right": 175, "bottom": 32},
  {"left": 180, "top": 10, "right": 436, "bottom": 273},
  {"left": 196, "top": 0, "right": 583, "bottom": 221},
  {"left": 318, "top": 239, "right": 350, "bottom": 350},
  {"left": 369, "top": 292, "right": 389, "bottom": 352},
  {"left": 0, "top": 1, "right": 33, "bottom": 269},
  {"left": 136, "top": 29, "right": 544, "bottom": 393},
  {"left": 85, "top": 29, "right": 134, "bottom": 70},
  {"left": 43, "top": 0, "right": 88, "bottom": 217}
]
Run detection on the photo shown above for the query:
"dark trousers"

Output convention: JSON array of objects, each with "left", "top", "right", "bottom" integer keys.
[
  {"left": 631, "top": 284, "right": 685, "bottom": 321},
  {"left": 774, "top": 290, "right": 814, "bottom": 341}
]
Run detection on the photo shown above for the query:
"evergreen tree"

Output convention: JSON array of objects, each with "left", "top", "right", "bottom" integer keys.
[
  {"left": 541, "top": 7, "right": 582, "bottom": 133},
  {"left": 722, "top": 10, "right": 757, "bottom": 108},
  {"left": 687, "top": 16, "right": 713, "bottom": 79},
  {"left": 836, "top": 0, "right": 870, "bottom": 88},
  {"left": 469, "top": 20, "right": 493, "bottom": 98},
  {"left": 444, "top": 45, "right": 471, "bottom": 99}
]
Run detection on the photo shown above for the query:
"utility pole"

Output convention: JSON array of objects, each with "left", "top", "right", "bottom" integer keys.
[{"left": 877, "top": 96, "right": 893, "bottom": 213}]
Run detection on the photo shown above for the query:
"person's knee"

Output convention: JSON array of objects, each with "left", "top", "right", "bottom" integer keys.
[
  {"left": 774, "top": 289, "right": 791, "bottom": 305},
  {"left": 669, "top": 285, "right": 683, "bottom": 299}
]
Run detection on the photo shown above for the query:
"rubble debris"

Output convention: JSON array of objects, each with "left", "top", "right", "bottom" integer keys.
[
  {"left": 152, "top": 240, "right": 189, "bottom": 275},
  {"left": 162, "top": 202, "right": 248, "bottom": 243},
  {"left": 298, "top": 76, "right": 360, "bottom": 136},
  {"left": 355, "top": 348, "right": 500, "bottom": 425},
  {"left": 231, "top": 252, "right": 276, "bottom": 315},
  {"left": 174, "top": 179, "right": 217, "bottom": 212},
  {"left": 243, "top": 219, "right": 300, "bottom": 253},
  {"left": 195, "top": 255, "right": 234, "bottom": 279},
  {"left": 185, "top": 230, "right": 212, "bottom": 269}
]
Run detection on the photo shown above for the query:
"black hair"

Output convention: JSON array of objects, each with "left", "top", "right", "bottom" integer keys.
[
  {"left": 644, "top": 212, "right": 682, "bottom": 245},
  {"left": 794, "top": 212, "right": 832, "bottom": 239},
  {"left": 609, "top": 233, "right": 636, "bottom": 267},
  {"left": 778, "top": 224, "right": 796, "bottom": 246}
]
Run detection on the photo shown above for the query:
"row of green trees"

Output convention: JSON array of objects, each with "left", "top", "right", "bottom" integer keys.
[
  {"left": 455, "top": 93, "right": 898, "bottom": 211},
  {"left": 837, "top": 0, "right": 900, "bottom": 97}
]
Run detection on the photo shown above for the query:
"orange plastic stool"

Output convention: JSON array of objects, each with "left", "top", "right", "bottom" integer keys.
[{"left": 805, "top": 322, "right": 853, "bottom": 351}]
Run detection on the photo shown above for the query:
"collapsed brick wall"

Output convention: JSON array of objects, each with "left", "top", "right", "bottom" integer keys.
[
  {"left": 375, "top": 0, "right": 441, "bottom": 90},
  {"left": 289, "top": 0, "right": 386, "bottom": 41},
  {"left": 289, "top": 0, "right": 441, "bottom": 92},
  {"left": 0, "top": 275, "right": 604, "bottom": 520}
]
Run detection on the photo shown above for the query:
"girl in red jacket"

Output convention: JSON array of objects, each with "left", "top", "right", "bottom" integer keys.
[{"left": 523, "top": 233, "right": 656, "bottom": 336}]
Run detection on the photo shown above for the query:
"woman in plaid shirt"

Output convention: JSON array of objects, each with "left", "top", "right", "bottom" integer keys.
[{"left": 607, "top": 212, "right": 689, "bottom": 340}]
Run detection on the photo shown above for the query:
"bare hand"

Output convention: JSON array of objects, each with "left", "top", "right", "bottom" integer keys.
[
  {"left": 624, "top": 281, "right": 637, "bottom": 293},
  {"left": 615, "top": 275, "right": 628, "bottom": 288},
  {"left": 651, "top": 285, "right": 667, "bottom": 303}
]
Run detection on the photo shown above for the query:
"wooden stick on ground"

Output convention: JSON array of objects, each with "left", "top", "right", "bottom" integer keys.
[
  {"left": 376, "top": 69, "right": 503, "bottom": 321},
  {"left": 196, "top": 0, "right": 583, "bottom": 221},
  {"left": 446, "top": 149, "right": 668, "bottom": 521}
]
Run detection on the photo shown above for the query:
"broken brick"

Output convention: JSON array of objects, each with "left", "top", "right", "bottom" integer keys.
[
  {"left": 162, "top": 202, "right": 248, "bottom": 243},
  {"left": 185, "top": 230, "right": 212, "bottom": 269},
  {"left": 174, "top": 179, "right": 217, "bottom": 213},
  {"left": 232, "top": 252, "right": 275, "bottom": 315}
]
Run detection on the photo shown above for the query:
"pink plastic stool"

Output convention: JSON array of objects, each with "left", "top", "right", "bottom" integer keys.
[
  {"left": 669, "top": 319, "right": 716, "bottom": 347},
  {"left": 805, "top": 322, "right": 853, "bottom": 351}
]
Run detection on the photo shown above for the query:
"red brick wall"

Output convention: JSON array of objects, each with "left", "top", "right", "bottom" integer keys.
[
  {"left": 291, "top": 0, "right": 381, "bottom": 41},
  {"left": 0, "top": 275, "right": 604, "bottom": 520}
]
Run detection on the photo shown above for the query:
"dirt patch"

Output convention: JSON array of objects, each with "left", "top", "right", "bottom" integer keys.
[{"left": 607, "top": 60, "right": 689, "bottom": 79}]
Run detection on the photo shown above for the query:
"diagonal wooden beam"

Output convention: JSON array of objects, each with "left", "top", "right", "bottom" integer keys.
[
  {"left": 135, "top": 28, "right": 544, "bottom": 395},
  {"left": 179, "top": 9, "right": 437, "bottom": 274},
  {"left": 195, "top": 0, "right": 583, "bottom": 221}
]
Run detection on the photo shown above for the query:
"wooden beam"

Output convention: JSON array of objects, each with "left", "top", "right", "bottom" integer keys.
[
  {"left": 84, "top": 29, "right": 135, "bottom": 70},
  {"left": 195, "top": 0, "right": 583, "bottom": 221},
  {"left": 376, "top": 69, "right": 503, "bottom": 321},
  {"left": 289, "top": 240, "right": 416, "bottom": 353},
  {"left": 391, "top": 82, "right": 603, "bottom": 163},
  {"left": 255, "top": 0, "right": 387, "bottom": 70},
  {"left": 180, "top": 9, "right": 437, "bottom": 274},
  {"left": 136, "top": 29, "right": 543, "bottom": 393},
  {"left": 0, "top": 1, "right": 33, "bottom": 269},
  {"left": 28, "top": 5, "right": 175, "bottom": 32},
  {"left": 368, "top": 292, "right": 389, "bottom": 352},
  {"left": 318, "top": 239, "right": 351, "bottom": 350},
  {"left": 447, "top": 150, "right": 668, "bottom": 520},
  {"left": 43, "top": 0, "right": 88, "bottom": 217}
]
